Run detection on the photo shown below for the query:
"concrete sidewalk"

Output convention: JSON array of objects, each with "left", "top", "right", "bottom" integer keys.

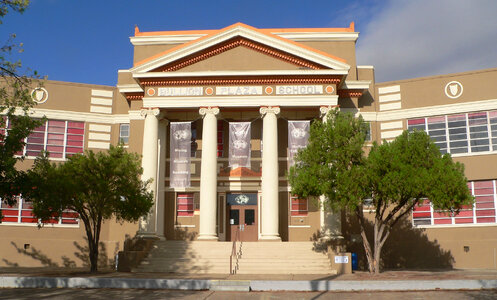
[{"left": 1, "top": 268, "right": 497, "bottom": 291}]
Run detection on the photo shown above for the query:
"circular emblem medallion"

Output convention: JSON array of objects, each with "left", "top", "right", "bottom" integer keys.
[
  {"left": 233, "top": 139, "right": 248, "bottom": 150},
  {"left": 205, "top": 87, "right": 214, "bottom": 95},
  {"left": 173, "top": 129, "right": 191, "bottom": 141},
  {"left": 31, "top": 87, "right": 48, "bottom": 104},
  {"left": 235, "top": 194, "right": 249, "bottom": 204},
  {"left": 146, "top": 88, "right": 156, "bottom": 96},
  {"left": 325, "top": 85, "right": 335, "bottom": 94},
  {"left": 292, "top": 128, "right": 306, "bottom": 139},
  {"left": 265, "top": 86, "right": 274, "bottom": 95},
  {"left": 445, "top": 81, "right": 463, "bottom": 99}
]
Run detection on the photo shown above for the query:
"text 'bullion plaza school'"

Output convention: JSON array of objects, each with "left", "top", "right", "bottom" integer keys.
[{"left": 1, "top": 22, "right": 497, "bottom": 273}]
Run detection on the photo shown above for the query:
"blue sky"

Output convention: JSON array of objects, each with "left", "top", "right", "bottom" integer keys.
[{"left": 2, "top": 0, "right": 496, "bottom": 86}]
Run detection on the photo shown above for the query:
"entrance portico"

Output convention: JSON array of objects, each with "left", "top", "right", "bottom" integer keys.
[{"left": 121, "top": 22, "right": 370, "bottom": 242}]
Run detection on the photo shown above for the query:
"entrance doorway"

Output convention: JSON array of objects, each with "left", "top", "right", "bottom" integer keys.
[{"left": 226, "top": 193, "right": 258, "bottom": 241}]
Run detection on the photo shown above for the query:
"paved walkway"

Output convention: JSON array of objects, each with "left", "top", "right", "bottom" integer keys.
[{"left": 1, "top": 268, "right": 497, "bottom": 291}]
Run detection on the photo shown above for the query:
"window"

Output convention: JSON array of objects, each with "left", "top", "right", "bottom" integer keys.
[
  {"left": 408, "top": 110, "right": 497, "bottom": 155},
  {"left": 427, "top": 116, "right": 448, "bottom": 153},
  {"left": 0, "top": 197, "right": 79, "bottom": 225},
  {"left": 412, "top": 180, "right": 497, "bottom": 226},
  {"left": 177, "top": 193, "right": 194, "bottom": 217},
  {"left": 365, "top": 122, "right": 372, "bottom": 141},
  {"left": 119, "top": 124, "right": 129, "bottom": 144},
  {"left": 3, "top": 118, "right": 85, "bottom": 159},
  {"left": 290, "top": 196, "right": 308, "bottom": 216}
]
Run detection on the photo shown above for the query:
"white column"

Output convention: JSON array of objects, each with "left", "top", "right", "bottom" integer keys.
[
  {"left": 198, "top": 107, "right": 219, "bottom": 240},
  {"left": 260, "top": 106, "right": 281, "bottom": 241},
  {"left": 139, "top": 108, "right": 160, "bottom": 237},
  {"left": 319, "top": 105, "right": 343, "bottom": 240},
  {"left": 156, "top": 118, "right": 168, "bottom": 239}
]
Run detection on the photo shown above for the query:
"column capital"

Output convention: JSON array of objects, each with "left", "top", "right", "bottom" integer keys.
[
  {"left": 140, "top": 107, "right": 161, "bottom": 117},
  {"left": 319, "top": 105, "right": 334, "bottom": 117},
  {"left": 199, "top": 106, "right": 220, "bottom": 116},
  {"left": 259, "top": 106, "right": 280, "bottom": 116},
  {"left": 319, "top": 105, "right": 338, "bottom": 120}
]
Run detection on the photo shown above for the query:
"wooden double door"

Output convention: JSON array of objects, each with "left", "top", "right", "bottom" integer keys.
[{"left": 226, "top": 193, "right": 258, "bottom": 242}]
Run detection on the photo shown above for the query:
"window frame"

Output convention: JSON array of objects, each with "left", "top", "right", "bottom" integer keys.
[
  {"left": 412, "top": 180, "right": 497, "bottom": 228},
  {"left": 4, "top": 118, "right": 85, "bottom": 160},
  {"left": 0, "top": 196, "right": 80, "bottom": 227},
  {"left": 290, "top": 195, "right": 308, "bottom": 216},
  {"left": 408, "top": 110, "right": 497, "bottom": 156},
  {"left": 176, "top": 193, "right": 195, "bottom": 217},
  {"left": 119, "top": 123, "right": 130, "bottom": 144}
]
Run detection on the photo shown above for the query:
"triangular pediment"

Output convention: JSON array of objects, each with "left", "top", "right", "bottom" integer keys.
[
  {"left": 131, "top": 23, "right": 350, "bottom": 74},
  {"left": 161, "top": 39, "right": 314, "bottom": 72}
]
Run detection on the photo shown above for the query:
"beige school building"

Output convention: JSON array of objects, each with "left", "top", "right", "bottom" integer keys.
[{"left": 1, "top": 22, "right": 497, "bottom": 271}]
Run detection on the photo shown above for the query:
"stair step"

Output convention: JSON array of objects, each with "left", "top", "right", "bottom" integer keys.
[{"left": 134, "top": 240, "right": 336, "bottom": 275}]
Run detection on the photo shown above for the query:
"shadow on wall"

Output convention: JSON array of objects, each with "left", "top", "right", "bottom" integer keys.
[
  {"left": 118, "top": 226, "right": 218, "bottom": 273},
  {"left": 311, "top": 211, "right": 454, "bottom": 271},
  {"left": 2, "top": 239, "right": 118, "bottom": 270},
  {"left": 174, "top": 221, "right": 198, "bottom": 241}
]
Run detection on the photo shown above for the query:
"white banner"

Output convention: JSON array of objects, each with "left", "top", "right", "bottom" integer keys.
[
  {"left": 288, "top": 120, "right": 310, "bottom": 166},
  {"left": 170, "top": 122, "right": 191, "bottom": 188},
  {"left": 229, "top": 122, "right": 251, "bottom": 168}
]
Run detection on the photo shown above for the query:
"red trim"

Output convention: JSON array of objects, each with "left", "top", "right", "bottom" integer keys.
[
  {"left": 140, "top": 77, "right": 341, "bottom": 86},
  {"left": 155, "top": 37, "right": 325, "bottom": 72},
  {"left": 338, "top": 90, "right": 363, "bottom": 98}
]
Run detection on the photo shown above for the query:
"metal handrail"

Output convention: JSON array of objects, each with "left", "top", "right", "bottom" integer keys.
[{"left": 230, "top": 228, "right": 240, "bottom": 274}]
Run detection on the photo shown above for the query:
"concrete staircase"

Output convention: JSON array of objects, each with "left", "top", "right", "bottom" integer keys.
[
  {"left": 237, "top": 242, "right": 336, "bottom": 275},
  {"left": 133, "top": 240, "right": 336, "bottom": 275},
  {"left": 133, "top": 241, "right": 232, "bottom": 274}
]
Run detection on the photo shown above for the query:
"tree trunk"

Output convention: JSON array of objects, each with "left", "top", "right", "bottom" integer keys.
[
  {"left": 360, "top": 227, "right": 375, "bottom": 273},
  {"left": 89, "top": 239, "right": 99, "bottom": 273},
  {"left": 83, "top": 219, "right": 100, "bottom": 273},
  {"left": 356, "top": 210, "right": 375, "bottom": 274},
  {"left": 373, "top": 220, "right": 390, "bottom": 275},
  {"left": 373, "top": 242, "right": 382, "bottom": 275}
]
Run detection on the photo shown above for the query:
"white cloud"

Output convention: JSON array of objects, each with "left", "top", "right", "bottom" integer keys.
[{"left": 356, "top": 0, "right": 497, "bottom": 82}]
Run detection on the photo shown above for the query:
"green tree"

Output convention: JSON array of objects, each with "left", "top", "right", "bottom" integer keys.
[
  {"left": 362, "top": 130, "right": 472, "bottom": 273},
  {"left": 289, "top": 109, "right": 370, "bottom": 212},
  {"left": 0, "top": 0, "right": 42, "bottom": 218},
  {"left": 289, "top": 109, "right": 473, "bottom": 274},
  {"left": 24, "top": 146, "right": 154, "bottom": 273}
]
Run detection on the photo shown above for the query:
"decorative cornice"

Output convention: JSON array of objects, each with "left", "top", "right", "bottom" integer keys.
[
  {"left": 155, "top": 37, "right": 325, "bottom": 72},
  {"left": 117, "top": 84, "right": 143, "bottom": 93},
  {"left": 125, "top": 93, "right": 144, "bottom": 100},
  {"left": 139, "top": 77, "right": 341, "bottom": 86},
  {"left": 131, "top": 23, "right": 350, "bottom": 73},
  {"left": 143, "top": 95, "right": 338, "bottom": 108},
  {"left": 342, "top": 80, "right": 371, "bottom": 90},
  {"left": 338, "top": 89, "right": 363, "bottom": 98},
  {"left": 133, "top": 69, "right": 348, "bottom": 78},
  {"left": 199, "top": 106, "right": 220, "bottom": 116},
  {"left": 260, "top": 106, "right": 280, "bottom": 115},
  {"left": 130, "top": 32, "right": 359, "bottom": 46}
]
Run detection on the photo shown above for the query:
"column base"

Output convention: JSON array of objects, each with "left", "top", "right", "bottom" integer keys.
[
  {"left": 197, "top": 234, "right": 219, "bottom": 241},
  {"left": 136, "top": 232, "right": 161, "bottom": 240},
  {"left": 259, "top": 234, "right": 282, "bottom": 241},
  {"left": 319, "top": 234, "right": 344, "bottom": 242}
]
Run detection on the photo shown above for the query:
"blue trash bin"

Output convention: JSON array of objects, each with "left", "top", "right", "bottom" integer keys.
[{"left": 351, "top": 253, "right": 358, "bottom": 270}]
